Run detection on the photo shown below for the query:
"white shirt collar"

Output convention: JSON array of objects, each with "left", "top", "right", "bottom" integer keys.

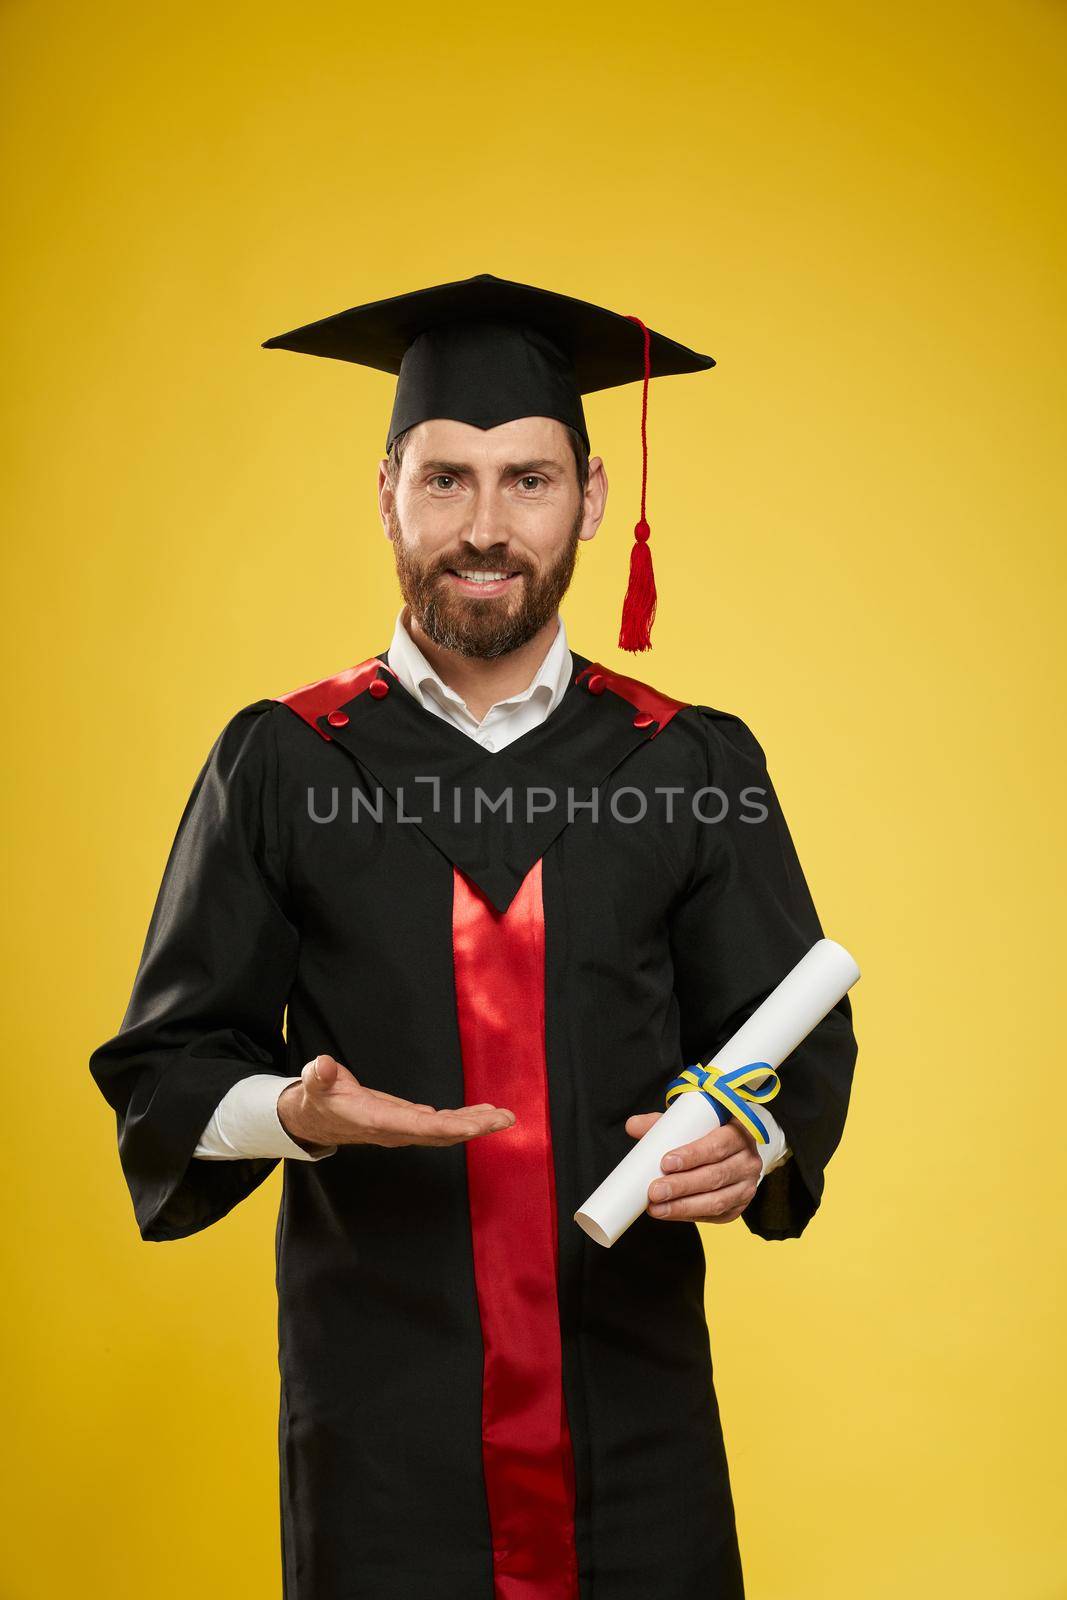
[{"left": 386, "top": 605, "right": 573, "bottom": 729}]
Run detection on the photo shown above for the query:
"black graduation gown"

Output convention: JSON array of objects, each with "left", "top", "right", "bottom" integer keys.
[{"left": 89, "top": 648, "right": 858, "bottom": 1600}]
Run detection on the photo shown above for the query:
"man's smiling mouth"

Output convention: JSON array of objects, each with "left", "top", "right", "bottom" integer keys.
[
  {"left": 443, "top": 568, "right": 524, "bottom": 594},
  {"left": 449, "top": 568, "right": 520, "bottom": 584}
]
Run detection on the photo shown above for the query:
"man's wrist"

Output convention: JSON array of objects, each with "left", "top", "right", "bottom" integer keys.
[{"left": 277, "top": 1082, "right": 334, "bottom": 1154}]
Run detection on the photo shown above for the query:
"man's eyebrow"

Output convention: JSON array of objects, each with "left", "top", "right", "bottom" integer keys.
[{"left": 417, "top": 457, "right": 564, "bottom": 478}]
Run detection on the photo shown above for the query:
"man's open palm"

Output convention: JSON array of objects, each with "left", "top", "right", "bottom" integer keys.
[{"left": 278, "top": 1054, "right": 517, "bottom": 1151}]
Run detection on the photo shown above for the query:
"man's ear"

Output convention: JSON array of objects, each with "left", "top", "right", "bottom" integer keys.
[
  {"left": 378, "top": 460, "right": 395, "bottom": 541},
  {"left": 579, "top": 455, "right": 608, "bottom": 542}
]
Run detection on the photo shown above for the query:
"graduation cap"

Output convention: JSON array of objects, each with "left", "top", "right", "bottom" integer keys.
[{"left": 263, "top": 273, "right": 715, "bottom": 651}]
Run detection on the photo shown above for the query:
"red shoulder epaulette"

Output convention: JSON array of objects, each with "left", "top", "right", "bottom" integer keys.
[
  {"left": 275, "top": 656, "right": 396, "bottom": 740},
  {"left": 574, "top": 663, "right": 689, "bottom": 737}
]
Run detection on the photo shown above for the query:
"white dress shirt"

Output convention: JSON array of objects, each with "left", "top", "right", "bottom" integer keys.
[{"left": 193, "top": 607, "right": 790, "bottom": 1181}]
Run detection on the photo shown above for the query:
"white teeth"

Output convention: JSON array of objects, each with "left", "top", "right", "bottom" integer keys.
[{"left": 456, "top": 570, "right": 511, "bottom": 583}]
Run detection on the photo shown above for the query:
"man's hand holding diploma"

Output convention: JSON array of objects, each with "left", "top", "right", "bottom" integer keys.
[
  {"left": 576, "top": 942, "right": 860, "bottom": 1248},
  {"left": 625, "top": 1112, "right": 762, "bottom": 1224}
]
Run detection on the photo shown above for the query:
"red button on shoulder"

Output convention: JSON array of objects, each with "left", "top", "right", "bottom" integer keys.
[
  {"left": 326, "top": 710, "right": 350, "bottom": 728},
  {"left": 632, "top": 712, "right": 656, "bottom": 730},
  {"left": 586, "top": 673, "right": 606, "bottom": 696},
  {"left": 368, "top": 677, "right": 390, "bottom": 699}
]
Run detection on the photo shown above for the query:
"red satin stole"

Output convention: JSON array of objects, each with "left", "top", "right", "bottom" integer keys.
[{"left": 451, "top": 860, "right": 580, "bottom": 1600}]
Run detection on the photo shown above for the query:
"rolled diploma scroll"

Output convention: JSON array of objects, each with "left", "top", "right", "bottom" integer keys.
[{"left": 574, "top": 938, "right": 860, "bottom": 1248}]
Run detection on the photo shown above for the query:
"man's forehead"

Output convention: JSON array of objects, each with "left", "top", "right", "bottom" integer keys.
[{"left": 402, "top": 415, "right": 574, "bottom": 465}]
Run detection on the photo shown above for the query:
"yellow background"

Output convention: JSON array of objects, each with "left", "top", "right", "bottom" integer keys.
[{"left": 3, "top": 1, "right": 1064, "bottom": 1595}]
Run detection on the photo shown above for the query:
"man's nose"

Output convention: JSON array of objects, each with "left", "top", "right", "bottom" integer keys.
[{"left": 465, "top": 489, "right": 508, "bottom": 550}]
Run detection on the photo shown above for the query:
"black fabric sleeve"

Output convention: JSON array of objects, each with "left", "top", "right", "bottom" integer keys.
[
  {"left": 89, "top": 701, "right": 300, "bottom": 1242},
  {"left": 667, "top": 707, "right": 858, "bottom": 1241}
]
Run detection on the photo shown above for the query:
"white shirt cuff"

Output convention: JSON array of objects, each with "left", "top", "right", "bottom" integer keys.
[
  {"left": 754, "top": 1106, "right": 790, "bottom": 1184},
  {"left": 192, "top": 1073, "right": 338, "bottom": 1162}
]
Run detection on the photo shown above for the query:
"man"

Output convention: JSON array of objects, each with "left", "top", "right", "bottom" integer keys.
[{"left": 90, "top": 273, "right": 858, "bottom": 1600}]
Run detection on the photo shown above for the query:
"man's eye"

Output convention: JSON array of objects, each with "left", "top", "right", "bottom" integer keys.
[
  {"left": 518, "top": 476, "right": 545, "bottom": 492},
  {"left": 431, "top": 475, "right": 457, "bottom": 490}
]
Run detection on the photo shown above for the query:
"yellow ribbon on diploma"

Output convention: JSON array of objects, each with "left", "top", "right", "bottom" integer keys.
[{"left": 664, "top": 1061, "right": 782, "bottom": 1145}]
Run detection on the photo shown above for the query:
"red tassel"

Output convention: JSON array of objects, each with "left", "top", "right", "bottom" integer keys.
[
  {"left": 619, "top": 315, "right": 657, "bottom": 652},
  {"left": 619, "top": 518, "right": 657, "bottom": 651}
]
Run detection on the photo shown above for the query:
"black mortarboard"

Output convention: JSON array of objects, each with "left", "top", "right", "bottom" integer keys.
[{"left": 263, "top": 273, "right": 715, "bottom": 650}]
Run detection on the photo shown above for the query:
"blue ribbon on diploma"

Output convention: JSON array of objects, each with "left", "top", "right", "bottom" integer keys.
[{"left": 665, "top": 1062, "right": 782, "bottom": 1145}]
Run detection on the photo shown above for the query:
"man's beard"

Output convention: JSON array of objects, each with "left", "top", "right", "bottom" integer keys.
[{"left": 389, "top": 504, "right": 583, "bottom": 660}]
